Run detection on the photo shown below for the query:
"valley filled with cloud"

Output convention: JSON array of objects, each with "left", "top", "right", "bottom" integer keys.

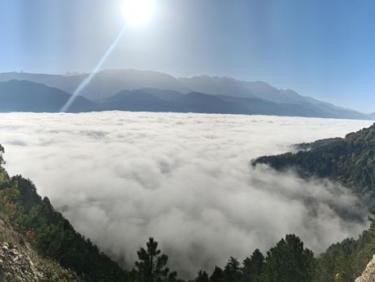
[{"left": 0, "top": 112, "right": 372, "bottom": 277}]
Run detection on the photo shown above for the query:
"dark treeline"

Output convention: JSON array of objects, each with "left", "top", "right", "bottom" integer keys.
[
  {"left": 253, "top": 123, "right": 375, "bottom": 202},
  {"left": 132, "top": 221, "right": 375, "bottom": 282},
  {"left": 190, "top": 234, "right": 315, "bottom": 282},
  {"left": 0, "top": 144, "right": 374, "bottom": 282}
]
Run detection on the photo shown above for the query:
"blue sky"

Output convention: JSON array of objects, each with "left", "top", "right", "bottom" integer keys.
[{"left": 0, "top": 0, "right": 374, "bottom": 112}]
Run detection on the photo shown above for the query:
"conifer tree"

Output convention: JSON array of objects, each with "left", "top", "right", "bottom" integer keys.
[
  {"left": 210, "top": 267, "right": 224, "bottom": 282},
  {"left": 263, "top": 234, "right": 315, "bottom": 282},
  {"left": 224, "top": 257, "right": 241, "bottom": 282},
  {"left": 194, "top": 270, "right": 209, "bottom": 282},
  {"left": 242, "top": 249, "right": 264, "bottom": 282},
  {"left": 133, "top": 238, "right": 179, "bottom": 282}
]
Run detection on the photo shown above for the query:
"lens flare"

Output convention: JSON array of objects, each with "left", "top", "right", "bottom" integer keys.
[
  {"left": 121, "top": 0, "right": 156, "bottom": 28},
  {"left": 60, "top": 26, "right": 126, "bottom": 112},
  {"left": 60, "top": 0, "right": 157, "bottom": 112}
]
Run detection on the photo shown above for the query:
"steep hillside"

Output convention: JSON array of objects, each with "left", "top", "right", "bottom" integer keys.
[
  {"left": 0, "top": 217, "right": 81, "bottom": 281},
  {"left": 253, "top": 123, "right": 375, "bottom": 202},
  {"left": 355, "top": 255, "right": 375, "bottom": 282},
  {"left": 0, "top": 145, "right": 128, "bottom": 281}
]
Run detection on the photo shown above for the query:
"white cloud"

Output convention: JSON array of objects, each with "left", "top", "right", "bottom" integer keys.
[{"left": 0, "top": 112, "right": 372, "bottom": 277}]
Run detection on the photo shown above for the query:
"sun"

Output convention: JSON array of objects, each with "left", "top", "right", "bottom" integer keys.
[{"left": 121, "top": 0, "right": 156, "bottom": 28}]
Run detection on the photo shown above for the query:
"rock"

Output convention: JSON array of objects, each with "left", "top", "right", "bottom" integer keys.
[
  {"left": 356, "top": 255, "right": 375, "bottom": 282},
  {"left": 0, "top": 209, "right": 81, "bottom": 281}
]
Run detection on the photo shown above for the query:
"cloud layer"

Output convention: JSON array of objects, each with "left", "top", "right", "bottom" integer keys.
[{"left": 0, "top": 112, "right": 372, "bottom": 277}]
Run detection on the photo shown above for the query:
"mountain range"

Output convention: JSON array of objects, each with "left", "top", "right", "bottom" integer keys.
[{"left": 0, "top": 69, "right": 372, "bottom": 119}]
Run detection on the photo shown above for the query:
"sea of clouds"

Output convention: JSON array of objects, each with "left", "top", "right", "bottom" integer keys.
[{"left": 0, "top": 112, "right": 372, "bottom": 277}]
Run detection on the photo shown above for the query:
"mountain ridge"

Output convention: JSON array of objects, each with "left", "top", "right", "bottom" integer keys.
[
  {"left": 0, "top": 69, "right": 371, "bottom": 120},
  {"left": 0, "top": 80, "right": 98, "bottom": 113},
  {"left": 0, "top": 75, "right": 372, "bottom": 120}
]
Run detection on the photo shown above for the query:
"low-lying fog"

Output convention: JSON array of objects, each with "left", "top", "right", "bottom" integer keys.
[{"left": 0, "top": 112, "right": 372, "bottom": 277}]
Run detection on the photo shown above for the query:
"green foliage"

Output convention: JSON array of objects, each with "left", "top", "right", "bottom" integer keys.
[
  {"left": 253, "top": 123, "right": 375, "bottom": 199},
  {"left": 314, "top": 216, "right": 375, "bottom": 282},
  {"left": 242, "top": 249, "right": 265, "bottom": 282},
  {"left": 263, "top": 235, "right": 315, "bottom": 282},
  {"left": 131, "top": 237, "right": 180, "bottom": 282},
  {"left": 0, "top": 172, "right": 128, "bottom": 281},
  {"left": 223, "top": 257, "right": 241, "bottom": 282},
  {"left": 192, "top": 235, "right": 314, "bottom": 282}
]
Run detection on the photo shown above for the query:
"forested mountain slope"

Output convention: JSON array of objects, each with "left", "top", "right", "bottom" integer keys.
[
  {"left": 0, "top": 145, "right": 128, "bottom": 281},
  {"left": 253, "top": 123, "right": 375, "bottom": 201},
  {"left": 0, "top": 217, "right": 81, "bottom": 281}
]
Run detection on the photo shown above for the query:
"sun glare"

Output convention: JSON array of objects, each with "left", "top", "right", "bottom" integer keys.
[{"left": 121, "top": 0, "right": 156, "bottom": 28}]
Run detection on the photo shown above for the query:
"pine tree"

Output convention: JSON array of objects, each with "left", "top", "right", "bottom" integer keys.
[
  {"left": 133, "top": 238, "right": 179, "bottom": 282},
  {"left": 263, "top": 234, "right": 315, "bottom": 282},
  {"left": 242, "top": 249, "right": 264, "bottom": 282},
  {"left": 224, "top": 257, "right": 241, "bottom": 282},
  {"left": 194, "top": 270, "right": 210, "bottom": 282},
  {"left": 210, "top": 267, "right": 224, "bottom": 282}
]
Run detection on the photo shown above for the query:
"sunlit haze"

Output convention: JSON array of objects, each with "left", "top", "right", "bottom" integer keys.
[
  {"left": 121, "top": 0, "right": 156, "bottom": 28},
  {"left": 1, "top": 0, "right": 375, "bottom": 111}
]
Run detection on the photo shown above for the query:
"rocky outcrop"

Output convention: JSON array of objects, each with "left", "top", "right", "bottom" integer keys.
[
  {"left": 0, "top": 218, "right": 80, "bottom": 282},
  {"left": 355, "top": 255, "right": 375, "bottom": 282}
]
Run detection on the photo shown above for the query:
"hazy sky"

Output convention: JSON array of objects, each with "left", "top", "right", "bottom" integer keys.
[{"left": 1, "top": 0, "right": 374, "bottom": 112}]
